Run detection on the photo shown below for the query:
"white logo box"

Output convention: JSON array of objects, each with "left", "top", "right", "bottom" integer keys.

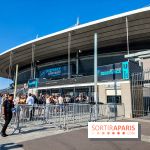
[{"left": 88, "top": 122, "right": 138, "bottom": 139}]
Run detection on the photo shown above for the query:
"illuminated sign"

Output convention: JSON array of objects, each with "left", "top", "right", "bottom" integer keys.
[
  {"left": 28, "top": 79, "right": 39, "bottom": 88},
  {"left": 122, "top": 61, "right": 129, "bottom": 79},
  {"left": 97, "top": 61, "right": 129, "bottom": 81},
  {"left": 39, "top": 66, "right": 68, "bottom": 79}
]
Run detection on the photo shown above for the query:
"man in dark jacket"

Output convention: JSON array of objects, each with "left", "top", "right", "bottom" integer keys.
[{"left": 1, "top": 94, "right": 14, "bottom": 137}]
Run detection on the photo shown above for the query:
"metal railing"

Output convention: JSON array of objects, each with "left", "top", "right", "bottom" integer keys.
[
  {"left": 131, "top": 70, "right": 150, "bottom": 119},
  {"left": 0, "top": 103, "right": 125, "bottom": 134}
]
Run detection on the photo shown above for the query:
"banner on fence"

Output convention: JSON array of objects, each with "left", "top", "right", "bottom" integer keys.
[{"left": 88, "top": 122, "right": 139, "bottom": 138}]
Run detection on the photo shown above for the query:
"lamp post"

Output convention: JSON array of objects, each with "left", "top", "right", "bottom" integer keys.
[{"left": 94, "top": 33, "right": 98, "bottom": 120}]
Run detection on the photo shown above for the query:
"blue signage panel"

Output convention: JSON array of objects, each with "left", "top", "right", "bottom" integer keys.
[
  {"left": 28, "top": 79, "right": 39, "bottom": 88},
  {"left": 39, "top": 66, "right": 68, "bottom": 79},
  {"left": 97, "top": 61, "right": 129, "bottom": 81},
  {"left": 122, "top": 61, "right": 129, "bottom": 80}
]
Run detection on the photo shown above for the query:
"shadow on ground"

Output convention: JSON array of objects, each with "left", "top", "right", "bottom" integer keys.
[{"left": 0, "top": 143, "right": 23, "bottom": 150}]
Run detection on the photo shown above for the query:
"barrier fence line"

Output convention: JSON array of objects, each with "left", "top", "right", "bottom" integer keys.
[
  {"left": 0, "top": 103, "right": 125, "bottom": 134},
  {"left": 131, "top": 70, "right": 150, "bottom": 119}
]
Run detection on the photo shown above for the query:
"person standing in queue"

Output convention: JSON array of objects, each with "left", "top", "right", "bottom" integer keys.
[
  {"left": 1, "top": 94, "right": 14, "bottom": 137},
  {"left": 26, "top": 93, "right": 34, "bottom": 121}
]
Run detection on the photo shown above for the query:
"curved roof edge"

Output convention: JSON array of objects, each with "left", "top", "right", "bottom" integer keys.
[{"left": 1, "top": 6, "right": 150, "bottom": 56}]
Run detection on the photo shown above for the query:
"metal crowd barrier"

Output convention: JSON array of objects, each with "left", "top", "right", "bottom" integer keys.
[
  {"left": 63, "top": 104, "right": 93, "bottom": 129},
  {"left": 96, "top": 103, "right": 125, "bottom": 120},
  {"left": 0, "top": 103, "right": 125, "bottom": 134}
]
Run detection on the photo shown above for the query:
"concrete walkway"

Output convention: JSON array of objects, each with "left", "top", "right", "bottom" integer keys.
[
  {"left": 19, "top": 128, "right": 150, "bottom": 150},
  {"left": 0, "top": 119, "right": 150, "bottom": 150}
]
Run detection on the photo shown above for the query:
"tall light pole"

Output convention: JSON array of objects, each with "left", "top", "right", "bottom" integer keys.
[{"left": 94, "top": 33, "right": 98, "bottom": 120}]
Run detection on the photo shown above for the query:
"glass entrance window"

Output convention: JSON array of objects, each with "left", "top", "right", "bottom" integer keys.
[
  {"left": 62, "top": 88, "right": 74, "bottom": 96},
  {"left": 107, "top": 96, "right": 122, "bottom": 104}
]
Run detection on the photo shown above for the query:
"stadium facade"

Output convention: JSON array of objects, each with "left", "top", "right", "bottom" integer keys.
[{"left": 1, "top": 7, "right": 150, "bottom": 118}]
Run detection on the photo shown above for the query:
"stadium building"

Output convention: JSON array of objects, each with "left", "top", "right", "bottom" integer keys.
[{"left": 1, "top": 7, "right": 150, "bottom": 118}]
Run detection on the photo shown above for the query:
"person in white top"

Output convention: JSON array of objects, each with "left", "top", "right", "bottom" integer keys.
[
  {"left": 58, "top": 95, "right": 63, "bottom": 105},
  {"left": 26, "top": 93, "right": 34, "bottom": 105},
  {"left": 26, "top": 93, "right": 34, "bottom": 121},
  {"left": 58, "top": 95, "right": 64, "bottom": 111},
  {"left": 46, "top": 95, "right": 50, "bottom": 104},
  {"left": 45, "top": 95, "right": 50, "bottom": 119}
]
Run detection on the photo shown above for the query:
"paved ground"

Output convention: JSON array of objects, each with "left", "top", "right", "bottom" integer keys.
[
  {"left": 0, "top": 119, "right": 150, "bottom": 150},
  {"left": 20, "top": 128, "right": 150, "bottom": 150}
]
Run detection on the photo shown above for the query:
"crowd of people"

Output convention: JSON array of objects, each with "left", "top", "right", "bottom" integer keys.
[
  {"left": 0, "top": 92, "right": 91, "bottom": 137},
  {"left": 0, "top": 93, "right": 91, "bottom": 106}
]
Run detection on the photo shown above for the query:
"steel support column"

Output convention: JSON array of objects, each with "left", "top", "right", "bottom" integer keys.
[
  {"left": 126, "top": 16, "right": 130, "bottom": 56},
  {"left": 31, "top": 44, "right": 35, "bottom": 79},
  {"left": 76, "top": 50, "right": 79, "bottom": 75},
  {"left": 94, "top": 33, "right": 98, "bottom": 120},
  {"left": 68, "top": 32, "right": 71, "bottom": 79},
  {"left": 14, "top": 64, "right": 18, "bottom": 100}
]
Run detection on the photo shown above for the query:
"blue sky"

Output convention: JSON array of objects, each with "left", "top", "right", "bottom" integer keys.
[{"left": 0, "top": 0, "right": 150, "bottom": 89}]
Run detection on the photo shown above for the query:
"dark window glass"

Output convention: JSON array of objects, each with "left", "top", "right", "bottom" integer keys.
[{"left": 107, "top": 96, "right": 121, "bottom": 104}]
